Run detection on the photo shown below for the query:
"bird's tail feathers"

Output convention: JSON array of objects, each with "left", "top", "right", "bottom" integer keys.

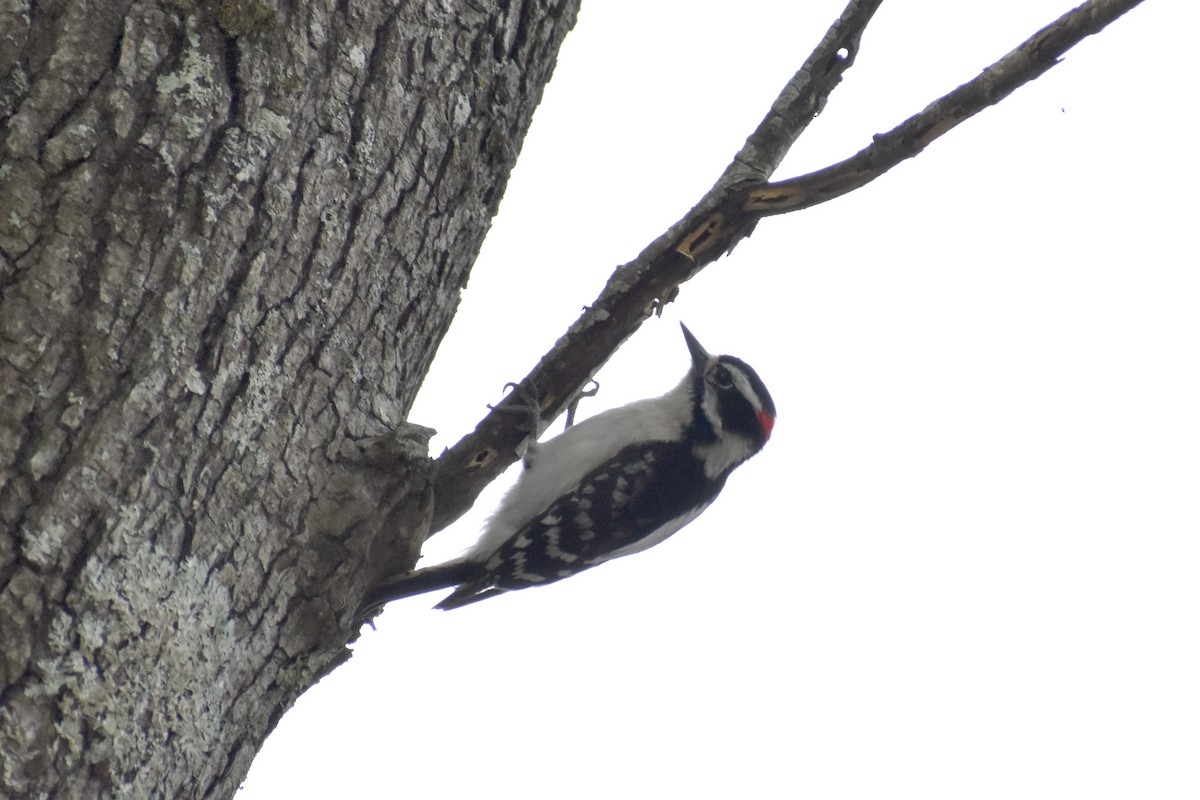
[
  {"left": 434, "top": 585, "right": 506, "bottom": 611},
  {"left": 357, "top": 558, "right": 477, "bottom": 620}
]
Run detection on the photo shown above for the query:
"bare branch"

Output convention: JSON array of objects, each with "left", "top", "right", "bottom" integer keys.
[
  {"left": 721, "top": 0, "right": 885, "bottom": 186},
  {"left": 419, "top": 0, "right": 1144, "bottom": 540},
  {"left": 744, "top": 0, "right": 1147, "bottom": 217}
]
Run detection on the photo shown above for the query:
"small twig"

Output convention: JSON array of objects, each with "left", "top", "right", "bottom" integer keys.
[
  {"left": 741, "top": 0, "right": 1147, "bottom": 219},
  {"left": 720, "top": 0, "right": 884, "bottom": 186}
]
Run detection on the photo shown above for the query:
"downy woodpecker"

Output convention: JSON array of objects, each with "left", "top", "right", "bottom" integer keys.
[{"left": 360, "top": 323, "right": 775, "bottom": 613}]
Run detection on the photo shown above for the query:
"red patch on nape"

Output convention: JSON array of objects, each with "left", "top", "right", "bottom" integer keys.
[{"left": 758, "top": 410, "right": 775, "bottom": 439}]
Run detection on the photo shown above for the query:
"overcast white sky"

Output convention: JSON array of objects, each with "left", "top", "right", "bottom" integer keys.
[{"left": 241, "top": 2, "right": 1198, "bottom": 797}]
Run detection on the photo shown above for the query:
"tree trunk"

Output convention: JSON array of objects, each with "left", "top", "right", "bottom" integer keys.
[{"left": 0, "top": 0, "right": 578, "bottom": 796}]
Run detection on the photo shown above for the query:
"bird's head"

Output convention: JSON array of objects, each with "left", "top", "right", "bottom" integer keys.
[{"left": 681, "top": 323, "right": 776, "bottom": 474}]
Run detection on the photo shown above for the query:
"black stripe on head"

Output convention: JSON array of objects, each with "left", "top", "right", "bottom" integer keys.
[
  {"left": 714, "top": 355, "right": 775, "bottom": 450},
  {"left": 689, "top": 364, "right": 718, "bottom": 444}
]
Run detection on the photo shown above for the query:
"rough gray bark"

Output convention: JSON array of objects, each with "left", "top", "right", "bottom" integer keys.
[{"left": 0, "top": 0, "right": 578, "bottom": 797}]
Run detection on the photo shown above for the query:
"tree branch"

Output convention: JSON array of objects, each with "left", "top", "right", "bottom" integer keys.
[
  {"left": 420, "top": 0, "right": 1144, "bottom": 540},
  {"left": 744, "top": 0, "right": 1146, "bottom": 217},
  {"left": 720, "top": 0, "right": 885, "bottom": 186}
]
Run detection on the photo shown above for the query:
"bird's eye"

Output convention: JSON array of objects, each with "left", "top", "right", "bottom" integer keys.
[{"left": 711, "top": 365, "right": 734, "bottom": 388}]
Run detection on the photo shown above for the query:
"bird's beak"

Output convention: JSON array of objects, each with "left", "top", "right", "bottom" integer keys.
[{"left": 680, "top": 323, "right": 711, "bottom": 371}]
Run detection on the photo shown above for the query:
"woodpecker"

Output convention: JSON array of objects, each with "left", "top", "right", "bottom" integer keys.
[{"left": 360, "top": 323, "right": 775, "bottom": 614}]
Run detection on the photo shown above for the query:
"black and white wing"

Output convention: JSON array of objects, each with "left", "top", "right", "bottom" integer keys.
[{"left": 436, "top": 439, "right": 728, "bottom": 609}]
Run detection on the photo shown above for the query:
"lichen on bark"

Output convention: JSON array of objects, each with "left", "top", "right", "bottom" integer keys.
[{"left": 0, "top": 0, "right": 580, "bottom": 796}]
